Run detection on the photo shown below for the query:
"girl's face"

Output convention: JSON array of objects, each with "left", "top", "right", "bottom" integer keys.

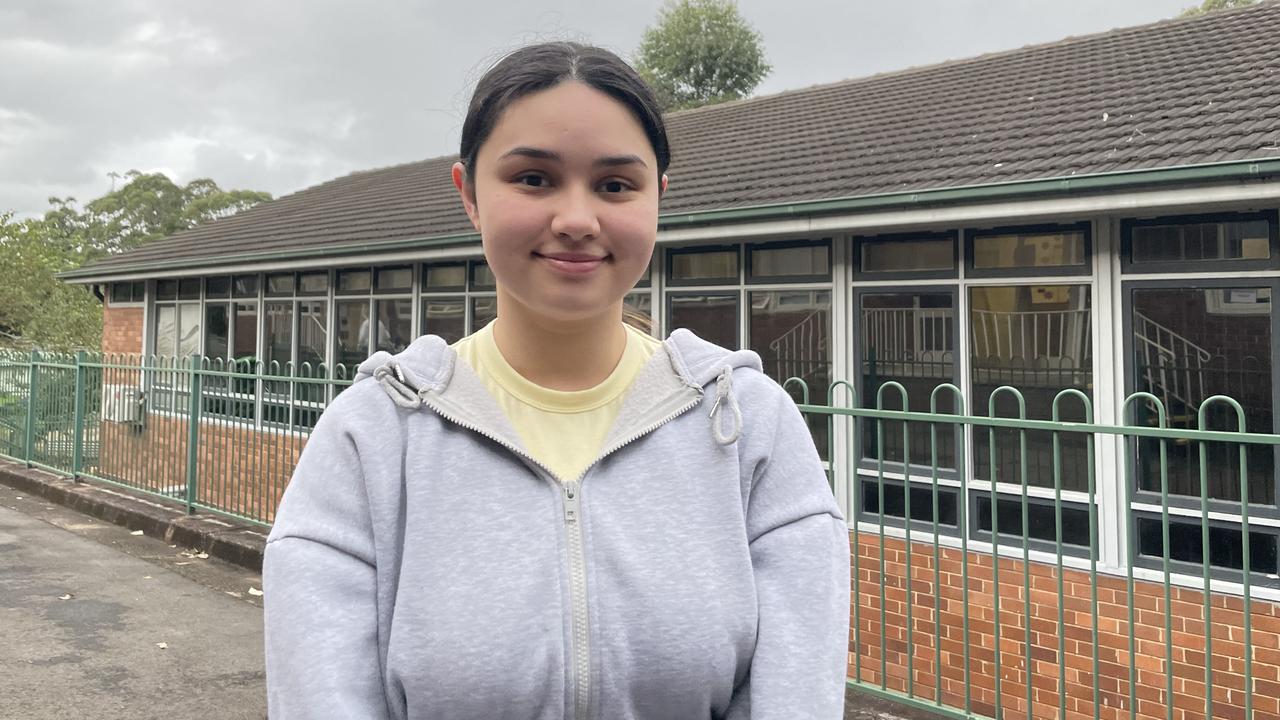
[{"left": 452, "top": 81, "right": 667, "bottom": 326}]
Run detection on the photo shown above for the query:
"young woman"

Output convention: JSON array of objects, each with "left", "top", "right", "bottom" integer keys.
[{"left": 263, "top": 42, "right": 850, "bottom": 720}]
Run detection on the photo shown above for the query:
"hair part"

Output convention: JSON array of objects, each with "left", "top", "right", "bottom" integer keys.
[{"left": 458, "top": 42, "right": 671, "bottom": 185}]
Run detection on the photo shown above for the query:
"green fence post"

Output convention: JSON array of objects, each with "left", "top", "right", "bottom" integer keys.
[
  {"left": 72, "top": 350, "right": 86, "bottom": 480},
  {"left": 24, "top": 349, "right": 39, "bottom": 467},
  {"left": 185, "top": 352, "right": 202, "bottom": 516}
]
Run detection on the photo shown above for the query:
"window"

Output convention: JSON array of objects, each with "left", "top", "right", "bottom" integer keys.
[
  {"left": 966, "top": 223, "right": 1090, "bottom": 277},
  {"left": 109, "top": 281, "right": 145, "bottom": 304},
  {"left": 748, "top": 240, "right": 830, "bottom": 283},
  {"left": 1121, "top": 211, "right": 1279, "bottom": 273},
  {"left": 667, "top": 245, "right": 739, "bottom": 286},
  {"left": 750, "top": 289, "right": 832, "bottom": 454},
  {"left": 419, "top": 260, "right": 493, "bottom": 344},
  {"left": 855, "top": 232, "right": 957, "bottom": 279}
]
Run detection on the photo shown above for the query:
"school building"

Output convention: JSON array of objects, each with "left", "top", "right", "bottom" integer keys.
[{"left": 53, "top": 3, "right": 1280, "bottom": 719}]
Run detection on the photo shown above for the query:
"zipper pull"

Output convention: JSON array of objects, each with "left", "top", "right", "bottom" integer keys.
[{"left": 564, "top": 481, "right": 578, "bottom": 524}]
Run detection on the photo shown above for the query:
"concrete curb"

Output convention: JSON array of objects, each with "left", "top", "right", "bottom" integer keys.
[{"left": 0, "top": 459, "right": 267, "bottom": 572}]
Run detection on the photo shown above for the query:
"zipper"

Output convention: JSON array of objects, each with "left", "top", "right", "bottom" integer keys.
[{"left": 418, "top": 385, "right": 703, "bottom": 720}]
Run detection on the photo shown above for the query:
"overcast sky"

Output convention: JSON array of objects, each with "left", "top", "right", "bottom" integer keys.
[{"left": 1, "top": 0, "right": 1194, "bottom": 218}]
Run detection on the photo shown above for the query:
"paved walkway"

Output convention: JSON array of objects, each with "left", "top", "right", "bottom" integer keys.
[{"left": 0, "top": 489, "right": 266, "bottom": 720}]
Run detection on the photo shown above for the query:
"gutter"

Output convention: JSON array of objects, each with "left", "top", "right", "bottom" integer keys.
[{"left": 57, "top": 157, "right": 1280, "bottom": 283}]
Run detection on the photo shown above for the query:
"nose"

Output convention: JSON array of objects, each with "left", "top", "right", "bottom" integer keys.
[{"left": 549, "top": 184, "right": 600, "bottom": 242}]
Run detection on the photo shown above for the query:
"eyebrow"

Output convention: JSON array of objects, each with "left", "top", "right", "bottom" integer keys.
[{"left": 498, "top": 146, "right": 649, "bottom": 169}]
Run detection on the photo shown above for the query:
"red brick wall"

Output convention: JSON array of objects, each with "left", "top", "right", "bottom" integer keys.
[
  {"left": 848, "top": 532, "right": 1280, "bottom": 720},
  {"left": 102, "top": 301, "right": 144, "bottom": 356}
]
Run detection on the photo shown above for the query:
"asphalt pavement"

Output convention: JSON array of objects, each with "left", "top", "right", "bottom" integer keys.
[{"left": 0, "top": 488, "right": 266, "bottom": 720}]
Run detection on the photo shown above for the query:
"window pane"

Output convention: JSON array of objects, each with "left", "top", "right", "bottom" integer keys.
[
  {"left": 155, "top": 305, "right": 176, "bottom": 357},
  {"left": 749, "top": 243, "right": 830, "bottom": 280},
  {"left": 337, "top": 269, "right": 371, "bottom": 294},
  {"left": 157, "top": 280, "right": 178, "bottom": 301},
  {"left": 129, "top": 281, "right": 145, "bottom": 302},
  {"left": 296, "top": 300, "right": 328, "bottom": 406},
  {"left": 336, "top": 300, "right": 370, "bottom": 368},
  {"left": 970, "top": 285, "right": 1092, "bottom": 491},
  {"left": 375, "top": 299, "right": 412, "bottom": 353},
  {"left": 232, "top": 302, "right": 258, "bottom": 359},
  {"left": 423, "top": 263, "right": 466, "bottom": 290},
  {"left": 110, "top": 283, "right": 130, "bottom": 304},
  {"left": 1136, "top": 516, "right": 1278, "bottom": 575},
  {"left": 375, "top": 266, "right": 412, "bottom": 292},
  {"left": 298, "top": 272, "right": 328, "bottom": 295},
  {"left": 205, "top": 304, "right": 229, "bottom": 360},
  {"left": 206, "top": 276, "right": 231, "bottom": 298},
  {"left": 233, "top": 275, "right": 258, "bottom": 298},
  {"left": 264, "top": 302, "right": 293, "bottom": 374},
  {"left": 634, "top": 262, "right": 652, "bottom": 288},
  {"left": 1132, "top": 219, "right": 1270, "bottom": 264},
  {"left": 862, "top": 480, "right": 959, "bottom": 527},
  {"left": 860, "top": 236, "right": 954, "bottom": 274},
  {"left": 623, "top": 292, "right": 653, "bottom": 335},
  {"left": 670, "top": 248, "right": 737, "bottom": 282},
  {"left": 976, "top": 496, "right": 1092, "bottom": 547},
  {"left": 471, "top": 296, "right": 497, "bottom": 331},
  {"left": 860, "top": 292, "right": 957, "bottom": 469},
  {"left": 669, "top": 294, "right": 737, "bottom": 349},
  {"left": 421, "top": 296, "right": 465, "bottom": 344},
  {"left": 750, "top": 290, "right": 831, "bottom": 458},
  {"left": 972, "top": 230, "right": 1086, "bottom": 270},
  {"left": 178, "top": 303, "right": 201, "bottom": 356},
  {"left": 178, "top": 278, "right": 200, "bottom": 300},
  {"left": 471, "top": 262, "right": 496, "bottom": 290},
  {"left": 1131, "top": 287, "right": 1273, "bottom": 505},
  {"left": 266, "top": 273, "right": 295, "bottom": 296}
]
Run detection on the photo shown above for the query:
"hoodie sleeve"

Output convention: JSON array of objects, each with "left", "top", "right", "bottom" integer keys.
[
  {"left": 727, "top": 383, "right": 851, "bottom": 720},
  {"left": 262, "top": 394, "right": 391, "bottom": 719}
]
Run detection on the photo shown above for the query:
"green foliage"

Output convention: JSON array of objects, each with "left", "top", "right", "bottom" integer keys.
[
  {"left": 1179, "top": 0, "right": 1257, "bottom": 17},
  {"left": 633, "top": 0, "right": 771, "bottom": 112},
  {"left": 0, "top": 172, "right": 270, "bottom": 352}
]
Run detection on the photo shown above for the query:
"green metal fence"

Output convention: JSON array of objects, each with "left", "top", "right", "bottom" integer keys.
[{"left": 3, "top": 348, "right": 1280, "bottom": 718}]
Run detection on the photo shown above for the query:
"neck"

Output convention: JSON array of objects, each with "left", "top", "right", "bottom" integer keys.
[{"left": 491, "top": 291, "right": 628, "bottom": 392}]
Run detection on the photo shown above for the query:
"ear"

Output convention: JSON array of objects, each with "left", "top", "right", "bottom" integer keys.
[
  {"left": 659, "top": 173, "right": 669, "bottom": 198},
  {"left": 452, "top": 162, "right": 481, "bottom": 232}
]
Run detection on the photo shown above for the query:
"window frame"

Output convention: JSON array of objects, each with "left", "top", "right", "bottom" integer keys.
[
  {"left": 1119, "top": 210, "right": 1280, "bottom": 275},
  {"left": 964, "top": 221, "right": 1093, "bottom": 279},
  {"left": 853, "top": 230, "right": 959, "bottom": 281},
  {"left": 745, "top": 238, "right": 833, "bottom": 285},
  {"left": 665, "top": 243, "right": 741, "bottom": 287}
]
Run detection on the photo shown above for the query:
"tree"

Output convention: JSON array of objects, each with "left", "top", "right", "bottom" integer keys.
[
  {"left": 0, "top": 172, "right": 270, "bottom": 351},
  {"left": 1179, "top": 0, "right": 1257, "bottom": 17},
  {"left": 633, "top": 0, "right": 771, "bottom": 112}
]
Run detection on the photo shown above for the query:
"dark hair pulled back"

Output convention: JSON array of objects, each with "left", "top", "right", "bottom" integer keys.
[{"left": 459, "top": 42, "right": 670, "bottom": 182}]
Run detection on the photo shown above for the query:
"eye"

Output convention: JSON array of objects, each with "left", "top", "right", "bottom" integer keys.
[
  {"left": 516, "top": 173, "right": 548, "bottom": 188},
  {"left": 598, "top": 179, "right": 631, "bottom": 194}
]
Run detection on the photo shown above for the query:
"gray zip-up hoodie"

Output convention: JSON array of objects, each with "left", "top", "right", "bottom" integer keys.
[{"left": 263, "top": 328, "right": 850, "bottom": 720}]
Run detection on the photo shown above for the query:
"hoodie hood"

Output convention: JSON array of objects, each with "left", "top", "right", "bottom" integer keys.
[{"left": 353, "top": 328, "right": 762, "bottom": 447}]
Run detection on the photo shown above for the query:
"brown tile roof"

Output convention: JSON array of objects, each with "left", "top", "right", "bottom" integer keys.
[{"left": 76, "top": 1, "right": 1280, "bottom": 276}]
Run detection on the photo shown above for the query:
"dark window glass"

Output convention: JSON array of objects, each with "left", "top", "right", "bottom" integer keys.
[
  {"left": 232, "top": 302, "right": 257, "bottom": 360},
  {"left": 335, "top": 299, "right": 370, "bottom": 368},
  {"left": 232, "top": 275, "right": 258, "bottom": 298},
  {"left": 470, "top": 262, "right": 496, "bottom": 290},
  {"left": 1136, "top": 516, "right": 1278, "bottom": 575},
  {"left": 206, "top": 276, "right": 231, "bottom": 298},
  {"left": 623, "top": 292, "right": 653, "bottom": 336},
  {"left": 266, "top": 273, "right": 295, "bottom": 296},
  {"left": 1130, "top": 287, "right": 1274, "bottom": 505},
  {"left": 970, "top": 285, "right": 1092, "bottom": 491},
  {"left": 860, "top": 292, "right": 957, "bottom": 469},
  {"left": 860, "top": 236, "right": 954, "bottom": 274},
  {"left": 750, "top": 290, "right": 831, "bottom": 458},
  {"left": 178, "top": 278, "right": 201, "bottom": 300},
  {"left": 633, "top": 262, "right": 652, "bottom": 288},
  {"left": 976, "top": 496, "right": 1092, "bottom": 547},
  {"left": 669, "top": 294, "right": 738, "bottom": 349},
  {"left": 263, "top": 302, "right": 293, "bottom": 383},
  {"left": 295, "top": 300, "right": 328, "bottom": 407},
  {"left": 421, "top": 296, "right": 465, "bottom": 344},
  {"left": 423, "top": 263, "right": 466, "bottom": 290},
  {"left": 375, "top": 266, "right": 413, "bottom": 292},
  {"left": 110, "top": 283, "right": 132, "bottom": 304},
  {"left": 669, "top": 247, "right": 738, "bottom": 283},
  {"left": 298, "top": 272, "right": 328, "bottom": 295},
  {"left": 861, "top": 480, "right": 959, "bottom": 527},
  {"left": 337, "top": 269, "right": 372, "bottom": 294},
  {"left": 156, "top": 279, "right": 178, "bottom": 301},
  {"left": 972, "top": 229, "right": 1087, "bottom": 270},
  {"left": 375, "top": 299, "right": 412, "bottom": 353},
  {"left": 155, "top": 305, "right": 176, "bottom": 357},
  {"left": 471, "top": 296, "right": 497, "bottom": 330},
  {"left": 749, "top": 242, "right": 830, "bottom": 280},
  {"left": 205, "top": 304, "right": 229, "bottom": 359},
  {"left": 1132, "top": 219, "right": 1270, "bottom": 264}
]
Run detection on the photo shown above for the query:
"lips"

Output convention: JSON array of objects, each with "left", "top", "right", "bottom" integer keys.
[{"left": 534, "top": 251, "right": 608, "bottom": 275}]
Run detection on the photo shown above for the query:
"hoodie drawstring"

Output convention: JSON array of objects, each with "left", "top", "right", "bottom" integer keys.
[
  {"left": 707, "top": 366, "right": 742, "bottom": 445},
  {"left": 373, "top": 363, "right": 425, "bottom": 410}
]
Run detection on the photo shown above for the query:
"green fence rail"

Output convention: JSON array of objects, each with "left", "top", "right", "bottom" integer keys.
[{"left": 3, "top": 348, "right": 1279, "bottom": 719}]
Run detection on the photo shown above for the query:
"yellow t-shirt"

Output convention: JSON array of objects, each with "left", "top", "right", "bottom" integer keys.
[{"left": 451, "top": 322, "right": 662, "bottom": 483}]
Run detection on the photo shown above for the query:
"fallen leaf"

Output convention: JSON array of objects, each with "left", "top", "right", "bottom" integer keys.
[
  {"left": 155, "top": 642, "right": 167, "bottom": 650},
  {"left": 58, "top": 594, "right": 72, "bottom": 600},
  {"left": 174, "top": 562, "right": 192, "bottom": 566},
  {"left": 195, "top": 552, "right": 209, "bottom": 559},
  {"left": 225, "top": 591, "right": 243, "bottom": 598},
  {"left": 130, "top": 530, "right": 144, "bottom": 536},
  {"left": 248, "top": 587, "right": 263, "bottom": 597}
]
